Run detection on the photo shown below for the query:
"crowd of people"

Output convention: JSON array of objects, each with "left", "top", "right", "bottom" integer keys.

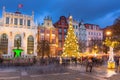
[{"left": 0, "top": 55, "right": 120, "bottom": 73}]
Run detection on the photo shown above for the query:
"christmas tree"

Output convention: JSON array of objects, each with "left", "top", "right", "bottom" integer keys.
[{"left": 62, "top": 16, "right": 79, "bottom": 58}]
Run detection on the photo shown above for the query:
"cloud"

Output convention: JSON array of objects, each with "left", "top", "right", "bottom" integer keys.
[
  {"left": 0, "top": 0, "right": 120, "bottom": 28},
  {"left": 91, "top": 9, "right": 120, "bottom": 28}
]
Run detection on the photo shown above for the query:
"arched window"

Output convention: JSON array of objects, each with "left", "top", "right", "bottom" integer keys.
[
  {"left": 14, "top": 34, "right": 21, "bottom": 48},
  {"left": 27, "top": 36, "right": 34, "bottom": 54},
  {"left": 0, "top": 33, "right": 8, "bottom": 54}
]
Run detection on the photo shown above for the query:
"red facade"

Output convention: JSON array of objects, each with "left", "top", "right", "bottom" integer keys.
[{"left": 54, "top": 16, "right": 68, "bottom": 55}]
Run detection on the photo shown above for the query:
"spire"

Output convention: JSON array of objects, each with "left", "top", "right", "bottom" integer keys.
[
  {"left": 32, "top": 11, "right": 34, "bottom": 17},
  {"left": 69, "top": 16, "right": 73, "bottom": 27},
  {"left": 2, "top": 6, "right": 5, "bottom": 13},
  {"left": 32, "top": 11, "right": 34, "bottom": 20},
  {"left": 68, "top": 12, "right": 71, "bottom": 17},
  {"left": 80, "top": 19, "right": 84, "bottom": 25}
]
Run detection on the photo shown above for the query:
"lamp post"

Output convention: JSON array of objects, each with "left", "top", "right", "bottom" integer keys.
[{"left": 105, "top": 31, "right": 115, "bottom": 69}]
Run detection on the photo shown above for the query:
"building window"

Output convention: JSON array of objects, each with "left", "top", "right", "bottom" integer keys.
[
  {"left": 14, "top": 18, "right": 18, "bottom": 25},
  {"left": 52, "top": 39, "right": 55, "bottom": 44},
  {"left": 99, "top": 33, "right": 101, "bottom": 36},
  {"left": 41, "top": 35, "right": 44, "bottom": 40},
  {"left": 40, "top": 29, "right": 44, "bottom": 33},
  {"left": 76, "top": 26, "right": 78, "bottom": 29},
  {"left": 52, "top": 30, "right": 55, "bottom": 34},
  {"left": 76, "top": 32, "right": 78, "bottom": 36},
  {"left": 62, "top": 22, "right": 64, "bottom": 25},
  {"left": 0, "top": 34, "right": 8, "bottom": 54},
  {"left": 89, "top": 32, "right": 90, "bottom": 35},
  {"left": 47, "top": 22, "right": 49, "bottom": 26},
  {"left": 14, "top": 34, "right": 21, "bottom": 47},
  {"left": 27, "top": 36, "right": 34, "bottom": 54},
  {"left": 27, "top": 20, "right": 31, "bottom": 26},
  {"left": 64, "top": 29, "right": 67, "bottom": 33},
  {"left": 73, "top": 25, "right": 75, "bottom": 29},
  {"left": 64, "top": 35, "right": 66, "bottom": 39},
  {"left": 59, "top": 29, "right": 62, "bottom": 33},
  {"left": 59, "top": 34, "right": 62, "bottom": 40},
  {"left": 46, "top": 30, "right": 50, "bottom": 34},
  {"left": 6, "top": 17, "right": 9, "bottom": 24},
  {"left": 20, "top": 19, "right": 23, "bottom": 25},
  {"left": 59, "top": 42, "right": 62, "bottom": 48},
  {"left": 46, "top": 36, "right": 49, "bottom": 41},
  {"left": 91, "top": 32, "right": 93, "bottom": 35}
]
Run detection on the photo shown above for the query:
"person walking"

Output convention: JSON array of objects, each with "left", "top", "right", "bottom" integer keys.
[
  {"left": 116, "top": 58, "right": 120, "bottom": 72},
  {"left": 86, "top": 57, "right": 93, "bottom": 72}
]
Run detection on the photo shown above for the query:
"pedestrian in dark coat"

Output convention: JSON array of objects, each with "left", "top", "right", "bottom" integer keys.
[{"left": 86, "top": 57, "right": 93, "bottom": 72}]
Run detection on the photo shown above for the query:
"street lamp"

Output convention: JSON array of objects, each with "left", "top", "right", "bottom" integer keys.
[
  {"left": 106, "top": 31, "right": 111, "bottom": 36},
  {"left": 105, "top": 31, "right": 115, "bottom": 69}
]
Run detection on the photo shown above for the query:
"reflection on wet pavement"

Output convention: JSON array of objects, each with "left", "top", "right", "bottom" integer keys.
[{"left": 106, "top": 69, "right": 117, "bottom": 77}]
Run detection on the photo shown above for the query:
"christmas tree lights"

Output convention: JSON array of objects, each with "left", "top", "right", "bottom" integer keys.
[{"left": 62, "top": 16, "right": 80, "bottom": 58}]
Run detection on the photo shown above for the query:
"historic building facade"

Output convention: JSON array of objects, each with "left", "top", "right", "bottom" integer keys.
[
  {"left": 84, "top": 23, "right": 103, "bottom": 52},
  {"left": 72, "top": 19, "right": 79, "bottom": 39},
  {"left": 79, "top": 21, "right": 87, "bottom": 52},
  {"left": 54, "top": 16, "right": 68, "bottom": 55},
  {"left": 0, "top": 7, "right": 37, "bottom": 58},
  {"left": 38, "top": 16, "right": 58, "bottom": 57}
]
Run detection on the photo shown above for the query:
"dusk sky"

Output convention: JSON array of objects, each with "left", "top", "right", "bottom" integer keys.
[{"left": 0, "top": 0, "right": 120, "bottom": 28}]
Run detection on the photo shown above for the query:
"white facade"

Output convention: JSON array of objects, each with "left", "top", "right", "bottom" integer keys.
[
  {"left": 0, "top": 7, "right": 37, "bottom": 58},
  {"left": 85, "top": 23, "right": 103, "bottom": 51},
  {"left": 72, "top": 20, "right": 79, "bottom": 39},
  {"left": 79, "top": 21, "right": 87, "bottom": 52},
  {"left": 79, "top": 21, "right": 87, "bottom": 41}
]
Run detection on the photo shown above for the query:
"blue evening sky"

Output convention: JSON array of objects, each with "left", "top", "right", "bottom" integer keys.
[{"left": 0, "top": 0, "right": 120, "bottom": 28}]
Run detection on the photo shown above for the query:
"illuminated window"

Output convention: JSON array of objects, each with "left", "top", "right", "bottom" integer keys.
[
  {"left": 14, "top": 34, "right": 21, "bottom": 47},
  {"left": 27, "top": 36, "right": 34, "bottom": 54},
  {"left": 59, "top": 35, "right": 62, "bottom": 40},
  {"left": 52, "top": 39, "right": 55, "bottom": 44},
  {"left": 59, "top": 42, "right": 62, "bottom": 48},
  {"left": 0, "top": 34, "right": 8, "bottom": 54}
]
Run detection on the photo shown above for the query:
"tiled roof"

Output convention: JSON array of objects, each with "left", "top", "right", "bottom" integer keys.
[{"left": 84, "top": 23, "right": 100, "bottom": 29}]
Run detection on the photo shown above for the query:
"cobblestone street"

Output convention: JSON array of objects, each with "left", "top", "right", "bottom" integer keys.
[{"left": 0, "top": 64, "right": 119, "bottom": 80}]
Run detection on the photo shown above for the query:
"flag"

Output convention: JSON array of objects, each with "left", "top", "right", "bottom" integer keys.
[{"left": 18, "top": 4, "right": 23, "bottom": 8}]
